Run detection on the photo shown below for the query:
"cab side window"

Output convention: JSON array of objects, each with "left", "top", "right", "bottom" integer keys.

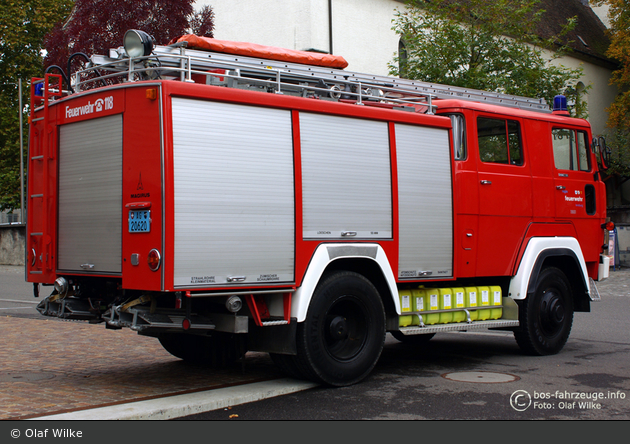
[
  {"left": 448, "top": 114, "right": 466, "bottom": 160},
  {"left": 552, "top": 128, "right": 590, "bottom": 172},
  {"left": 477, "top": 117, "right": 523, "bottom": 165}
]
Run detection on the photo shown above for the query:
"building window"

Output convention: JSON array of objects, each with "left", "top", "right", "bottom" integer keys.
[{"left": 398, "top": 39, "right": 408, "bottom": 78}]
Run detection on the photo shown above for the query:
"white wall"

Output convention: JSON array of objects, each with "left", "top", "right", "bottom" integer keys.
[
  {"left": 197, "top": 0, "right": 403, "bottom": 76},
  {"left": 197, "top": 0, "right": 615, "bottom": 133},
  {"left": 565, "top": 57, "right": 618, "bottom": 136}
]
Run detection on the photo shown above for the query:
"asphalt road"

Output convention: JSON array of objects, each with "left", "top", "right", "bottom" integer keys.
[
  {"left": 181, "top": 270, "right": 630, "bottom": 420},
  {"left": 2, "top": 265, "right": 630, "bottom": 420},
  {"left": 0, "top": 265, "right": 40, "bottom": 319}
]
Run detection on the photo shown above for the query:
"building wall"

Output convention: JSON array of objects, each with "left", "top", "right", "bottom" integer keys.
[
  {"left": 549, "top": 52, "right": 618, "bottom": 136},
  {"left": 198, "top": 0, "right": 615, "bottom": 134},
  {"left": 199, "top": 0, "right": 403, "bottom": 76},
  {"left": 0, "top": 226, "right": 25, "bottom": 266}
]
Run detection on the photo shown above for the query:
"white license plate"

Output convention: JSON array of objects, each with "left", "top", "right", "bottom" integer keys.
[{"left": 128, "top": 210, "right": 150, "bottom": 233}]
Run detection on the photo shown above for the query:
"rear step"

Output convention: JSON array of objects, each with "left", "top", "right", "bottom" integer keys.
[{"left": 36, "top": 295, "right": 104, "bottom": 322}]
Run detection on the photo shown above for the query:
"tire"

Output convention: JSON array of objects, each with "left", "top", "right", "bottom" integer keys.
[
  {"left": 294, "top": 271, "right": 386, "bottom": 386},
  {"left": 391, "top": 331, "right": 435, "bottom": 345},
  {"left": 158, "top": 332, "right": 247, "bottom": 367},
  {"left": 514, "top": 267, "right": 574, "bottom": 356}
]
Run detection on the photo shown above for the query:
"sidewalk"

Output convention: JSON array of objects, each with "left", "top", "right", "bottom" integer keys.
[{"left": 0, "top": 316, "right": 285, "bottom": 420}]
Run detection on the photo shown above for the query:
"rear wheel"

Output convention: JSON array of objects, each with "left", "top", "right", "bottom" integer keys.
[
  {"left": 514, "top": 267, "right": 574, "bottom": 355},
  {"left": 158, "top": 332, "right": 247, "bottom": 367},
  {"left": 293, "top": 271, "right": 386, "bottom": 386}
]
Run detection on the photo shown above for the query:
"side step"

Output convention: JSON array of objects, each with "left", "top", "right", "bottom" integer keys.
[
  {"left": 399, "top": 319, "right": 519, "bottom": 336},
  {"left": 396, "top": 293, "right": 520, "bottom": 335}
]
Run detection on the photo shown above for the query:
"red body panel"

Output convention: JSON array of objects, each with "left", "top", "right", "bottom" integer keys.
[{"left": 26, "top": 80, "right": 607, "bottom": 291}]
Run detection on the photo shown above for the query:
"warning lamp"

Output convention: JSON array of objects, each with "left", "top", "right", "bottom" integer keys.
[
  {"left": 553, "top": 95, "right": 570, "bottom": 115},
  {"left": 147, "top": 249, "right": 161, "bottom": 271},
  {"left": 34, "top": 83, "right": 45, "bottom": 97},
  {"left": 602, "top": 221, "right": 615, "bottom": 231},
  {"left": 124, "top": 30, "right": 155, "bottom": 58}
]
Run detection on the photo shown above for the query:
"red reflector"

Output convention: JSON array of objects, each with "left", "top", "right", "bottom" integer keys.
[
  {"left": 603, "top": 222, "right": 615, "bottom": 231},
  {"left": 147, "top": 249, "right": 161, "bottom": 271},
  {"left": 182, "top": 318, "right": 191, "bottom": 330}
]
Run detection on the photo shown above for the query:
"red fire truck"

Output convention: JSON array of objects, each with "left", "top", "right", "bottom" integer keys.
[{"left": 27, "top": 30, "right": 613, "bottom": 386}]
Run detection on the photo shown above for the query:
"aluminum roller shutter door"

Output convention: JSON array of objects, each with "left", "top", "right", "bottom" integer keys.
[
  {"left": 58, "top": 114, "right": 123, "bottom": 273},
  {"left": 395, "top": 124, "right": 453, "bottom": 278},
  {"left": 171, "top": 98, "right": 295, "bottom": 287},
  {"left": 300, "top": 113, "right": 392, "bottom": 239}
]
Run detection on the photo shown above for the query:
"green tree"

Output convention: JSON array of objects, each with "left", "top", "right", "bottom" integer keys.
[
  {"left": 390, "top": 0, "right": 585, "bottom": 113},
  {"left": 0, "top": 0, "right": 73, "bottom": 212},
  {"left": 592, "top": 0, "right": 630, "bottom": 176}
]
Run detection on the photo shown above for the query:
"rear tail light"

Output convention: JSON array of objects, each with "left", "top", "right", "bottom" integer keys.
[
  {"left": 602, "top": 221, "right": 615, "bottom": 231},
  {"left": 147, "top": 249, "right": 161, "bottom": 271}
]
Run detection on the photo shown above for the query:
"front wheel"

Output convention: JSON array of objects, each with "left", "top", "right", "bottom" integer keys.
[
  {"left": 293, "top": 271, "right": 386, "bottom": 386},
  {"left": 514, "top": 267, "right": 574, "bottom": 355}
]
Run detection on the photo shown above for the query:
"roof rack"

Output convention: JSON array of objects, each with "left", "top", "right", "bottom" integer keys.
[{"left": 74, "top": 41, "right": 550, "bottom": 114}]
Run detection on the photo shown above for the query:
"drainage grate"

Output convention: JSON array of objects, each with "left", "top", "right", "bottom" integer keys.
[{"left": 442, "top": 371, "right": 519, "bottom": 383}]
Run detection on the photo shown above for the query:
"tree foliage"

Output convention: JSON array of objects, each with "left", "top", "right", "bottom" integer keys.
[
  {"left": 390, "top": 0, "right": 584, "bottom": 113},
  {"left": 44, "top": 0, "right": 215, "bottom": 73},
  {"left": 0, "top": 0, "right": 73, "bottom": 212},
  {"left": 592, "top": 0, "right": 630, "bottom": 176}
]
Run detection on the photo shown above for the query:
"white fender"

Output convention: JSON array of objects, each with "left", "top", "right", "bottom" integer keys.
[
  {"left": 508, "top": 237, "right": 589, "bottom": 300},
  {"left": 292, "top": 244, "right": 400, "bottom": 322}
]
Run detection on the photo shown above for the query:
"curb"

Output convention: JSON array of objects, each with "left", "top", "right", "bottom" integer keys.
[{"left": 28, "top": 379, "right": 318, "bottom": 420}]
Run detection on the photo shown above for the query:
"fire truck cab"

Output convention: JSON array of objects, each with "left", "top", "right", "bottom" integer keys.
[{"left": 26, "top": 32, "right": 611, "bottom": 386}]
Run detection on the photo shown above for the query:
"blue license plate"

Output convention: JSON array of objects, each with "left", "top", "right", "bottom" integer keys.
[{"left": 128, "top": 210, "right": 151, "bottom": 233}]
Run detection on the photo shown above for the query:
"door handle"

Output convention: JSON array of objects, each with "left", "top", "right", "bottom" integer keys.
[
  {"left": 556, "top": 185, "right": 566, "bottom": 190},
  {"left": 480, "top": 180, "right": 492, "bottom": 185}
]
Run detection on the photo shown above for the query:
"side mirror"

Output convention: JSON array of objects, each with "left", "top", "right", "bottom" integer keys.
[{"left": 593, "top": 136, "right": 611, "bottom": 171}]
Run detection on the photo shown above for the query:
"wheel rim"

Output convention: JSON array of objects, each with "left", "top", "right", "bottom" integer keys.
[
  {"left": 323, "top": 297, "right": 368, "bottom": 361},
  {"left": 538, "top": 289, "right": 566, "bottom": 337}
]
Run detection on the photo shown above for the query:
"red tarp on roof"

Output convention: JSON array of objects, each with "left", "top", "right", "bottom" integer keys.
[{"left": 169, "top": 34, "right": 349, "bottom": 69}]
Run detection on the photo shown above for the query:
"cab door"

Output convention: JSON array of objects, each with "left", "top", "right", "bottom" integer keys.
[
  {"left": 551, "top": 127, "right": 596, "bottom": 219},
  {"left": 475, "top": 114, "right": 533, "bottom": 276},
  {"left": 551, "top": 126, "right": 604, "bottom": 264}
]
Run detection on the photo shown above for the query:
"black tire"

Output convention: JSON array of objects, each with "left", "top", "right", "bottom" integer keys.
[
  {"left": 294, "top": 271, "right": 386, "bottom": 386},
  {"left": 391, "top": 331, "right": 435, "bottom": 344},
  {"left": 514, "top": 267, "right": 574, "bottom": 355},
  {"left": 158, "top": 332, "right": 247, "bottom": 367}
]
